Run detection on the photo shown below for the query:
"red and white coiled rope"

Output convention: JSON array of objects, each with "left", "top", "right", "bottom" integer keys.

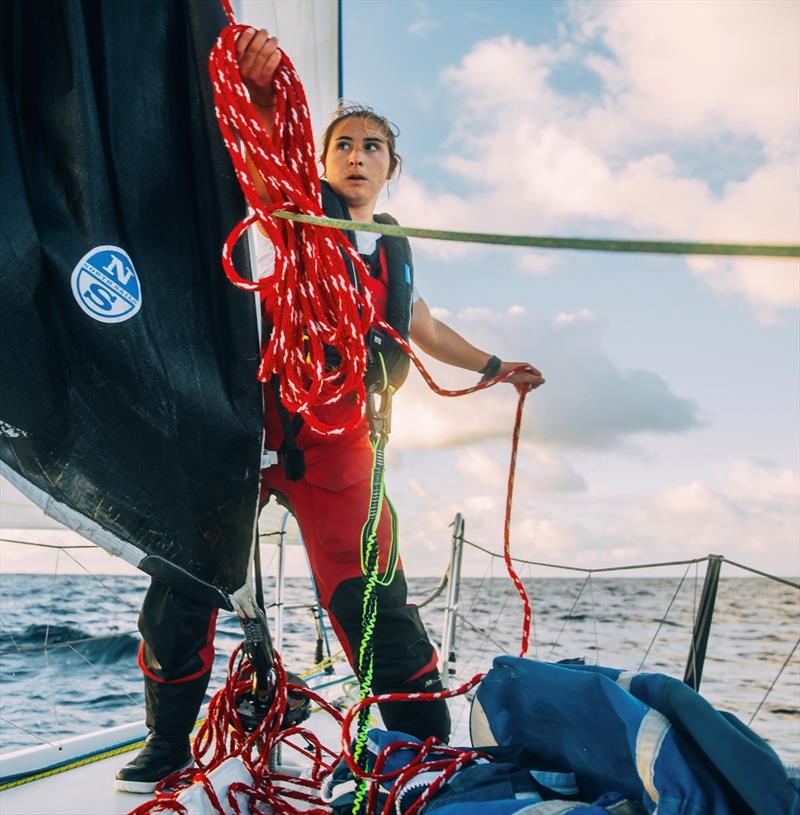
[{"left": 209, "top": 10, "right": 379, "bottom": 436}]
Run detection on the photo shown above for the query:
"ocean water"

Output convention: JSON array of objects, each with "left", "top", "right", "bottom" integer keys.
[{"left": 1, "top": 571, "right": 798, "bottom": 765}]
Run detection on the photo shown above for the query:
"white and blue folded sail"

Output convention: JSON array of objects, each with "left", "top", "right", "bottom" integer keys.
[
  {"left": 324, "top": 657, "right": 798, "bottom": 813},
  {"left": 467, "top": 657, "right": 800, "bottom": 815}
]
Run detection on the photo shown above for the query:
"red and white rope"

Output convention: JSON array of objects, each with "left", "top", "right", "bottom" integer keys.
[
  {"left": 129, "top": 647, "right": 344, "bottom": 815},
  {"left": 209, "top": 12, "right": 377, "bottom": 436}
]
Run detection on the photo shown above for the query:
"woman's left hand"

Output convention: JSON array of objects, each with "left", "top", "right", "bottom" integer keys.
[
  {"left": 499, "top": 361, "right": 545, "bottom": 393},
  {"left": 236, "top": 28, "right": 282, "bottom": 108}
]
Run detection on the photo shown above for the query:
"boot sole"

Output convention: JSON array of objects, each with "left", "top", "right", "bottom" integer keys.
[{"left": 115, "top": 757, "right": 194, "bottom": 794}]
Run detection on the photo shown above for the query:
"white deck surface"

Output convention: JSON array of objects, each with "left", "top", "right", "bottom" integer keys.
[
  {"left": 0, "top": 712, "right": 346, "bottom": 815},
  {"left": 1, "top": 687, "right": 471, "bottom": 815},
  {"left": 1, "top": 743, "right": 154, "bottom": 815}
]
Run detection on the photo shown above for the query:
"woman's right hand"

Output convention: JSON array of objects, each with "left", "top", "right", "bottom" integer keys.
[{"left": 236, "top": 28, "right": 282, "bottom": 108}]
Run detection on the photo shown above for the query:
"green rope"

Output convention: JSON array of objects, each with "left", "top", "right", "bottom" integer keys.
[
  {"left": 359, "top": 437, "right": 399, "bottom": 587},
  {"left": 271, "top": 210, "right": 800, "bottom": 258},
  {"left": 351, "top": 434, "right": 394, "bottom": 815}
]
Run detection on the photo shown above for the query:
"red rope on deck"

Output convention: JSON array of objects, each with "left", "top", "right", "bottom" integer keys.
[{"left": 129, "top": 648, "right": 344, "bottom": 814}]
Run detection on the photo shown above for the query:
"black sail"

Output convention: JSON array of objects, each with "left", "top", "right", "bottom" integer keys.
[{"left": 0, "top": 0, "right": 263, "bottom": 609}]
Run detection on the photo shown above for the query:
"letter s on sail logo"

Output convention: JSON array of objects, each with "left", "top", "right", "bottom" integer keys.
[{"left": 71, "top": 246, "right": 142, "bottom": 323}]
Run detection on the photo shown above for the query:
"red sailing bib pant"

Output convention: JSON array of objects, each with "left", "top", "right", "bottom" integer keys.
[{"left": 137, "top": 241, "right": 450, "bottom": 743}]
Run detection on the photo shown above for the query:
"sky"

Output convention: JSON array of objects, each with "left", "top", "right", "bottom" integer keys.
[
  {"left": 1, "top": 0, "right": 798, "bottom": 582},
  {"left": 340, "top": 0, "right": 800, "bottom": 579}
]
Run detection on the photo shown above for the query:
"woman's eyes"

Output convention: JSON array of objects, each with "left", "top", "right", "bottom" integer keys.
[{"left": 336, "top": 142, "right": 380, "bottom": 152}]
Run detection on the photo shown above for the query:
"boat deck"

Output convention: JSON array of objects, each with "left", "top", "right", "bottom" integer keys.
[
  {"left": 0, "top": 713, "right": 346, "bottom": 815},
  {"left": 3, "top": 747, "right": 150, "bottom": 814}
]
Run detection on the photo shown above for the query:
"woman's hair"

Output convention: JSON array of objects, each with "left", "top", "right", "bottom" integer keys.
[{"left": 320, "top": 101, "right": 402, "bottom": 179}]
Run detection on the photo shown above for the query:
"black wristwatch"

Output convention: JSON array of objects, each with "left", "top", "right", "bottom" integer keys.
[{"left": 479, "top": 355, "right": 502, "bottom": 383}]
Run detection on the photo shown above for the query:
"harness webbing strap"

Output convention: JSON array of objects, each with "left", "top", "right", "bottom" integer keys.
[
  {"left": 351, "top": 389, "right": 400, "bottom": 812},
  {"left": 351, "top": 435, "right": 382, "bottom": 813}
]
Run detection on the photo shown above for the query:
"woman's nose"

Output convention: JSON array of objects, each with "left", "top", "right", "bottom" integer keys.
[{"left": 348, "top": 149, "right": 363, "bottom": 165}]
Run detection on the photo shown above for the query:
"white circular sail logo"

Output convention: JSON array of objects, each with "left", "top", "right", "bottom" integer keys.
[{"left": 71, "top": 246, "right": 142, "bottom": 323}]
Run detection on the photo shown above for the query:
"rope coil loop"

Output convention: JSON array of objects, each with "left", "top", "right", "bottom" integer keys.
[{"left": 209, "top": 23, "right": 378, "bottom": 436}]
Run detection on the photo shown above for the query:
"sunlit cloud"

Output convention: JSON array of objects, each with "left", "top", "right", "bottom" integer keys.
[
  {"left": 388, "top": 453, "right": 799, "bottom": 576},
  {"left": 389, "top": 1, "right": 799, "bottom": 319},
  {"left": 393, "top": 306, "right": 702, "bottom": 450}
]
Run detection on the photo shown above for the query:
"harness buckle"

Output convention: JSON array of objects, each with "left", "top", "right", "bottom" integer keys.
[
  {"left": 367, "top": 385, "right": 392, "bottom": 440},
  {"left": 260, "top": 449, "right": 279, "bottom": 469}
]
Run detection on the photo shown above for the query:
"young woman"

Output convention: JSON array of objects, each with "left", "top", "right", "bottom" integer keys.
[{"left": 116, "top": 28, "right": 544, "bottom": 792}]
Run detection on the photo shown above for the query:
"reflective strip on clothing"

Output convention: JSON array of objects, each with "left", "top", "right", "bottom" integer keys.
[
  {"left": 616, "top": 671, "right": 636, "bottom": 692},
  {"left": 635, "top": 708, "right": 671, "bottom": 808},
  {"left": 516, "top": 801, "right": 583, "bottom": 814}
]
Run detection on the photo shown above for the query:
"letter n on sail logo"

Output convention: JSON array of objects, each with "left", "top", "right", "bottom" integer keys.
[{"left": 71, "top": 246, "right": 142, "bottom": 323}]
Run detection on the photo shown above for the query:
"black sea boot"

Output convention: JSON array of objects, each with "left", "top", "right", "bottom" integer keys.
[
  {"left": 115, "top": 672, "right": 210, "bottom": 793},
  {"left": 377, "top": 667, "right": 451, "bottom": 743}
]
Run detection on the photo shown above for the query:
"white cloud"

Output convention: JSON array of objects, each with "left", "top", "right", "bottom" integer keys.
[
  {"left": 511, "top": 515, "right": 585, "bottom": 560},
  {"left": 688, "top": 256, "right": 800, "bottom": 325},
  {"left": 407, "top": 477, "right": 431, "bottom": 498},
  {"left": 387, "top": 450, "right": 799, "bottom": 577},
  {"left": 456, "top": 445, "right": 586, "bottom": 495},
  {"left": 407, "top": 0, "right": 441, "bottom": 38},
  {"left": 408, "top": 18, "right": 440, "bottom": 38},
  {"left": 575, "top": 0, "right": 800, "bottom": 148},
  {"left": 628, "top": 462, "right": 800, "bottom": 565},
  {"left": 456, "top": 448, "right": 507, "bottom": 490},
  {"left": 555, "top": 308, "right": 596, "bottom": 324},
  {"left": 390, "top": 2, "right": 800, "bottom": 318},
  {"left": 655, "top": 481, "right": 730, "bottom": 516},
  {"left": 516, "top": 253, "right": 556, "bottom": 276},
  {"left": 722, "top": 459, "right": 800, "bottom": 502},
  {"left": 521, "top": 444, "right": 588, "bottom": 494},
  {"left": 392, "top": 306, "right": 701, "bottom": 450}
]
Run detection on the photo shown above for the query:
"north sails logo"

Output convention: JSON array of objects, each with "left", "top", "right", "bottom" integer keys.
[
  {"left": 71, "top": 246, "right": 142, "bottom": 323},
  {"left": 0, "top": 420, "right": 27, "bottom": 438}
]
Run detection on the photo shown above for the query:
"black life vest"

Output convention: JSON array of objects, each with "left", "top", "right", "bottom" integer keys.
[{"left": 270, "top": 182, "right": 415, "bottom": 480}]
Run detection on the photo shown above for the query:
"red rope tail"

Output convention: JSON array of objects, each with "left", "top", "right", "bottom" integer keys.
[
  {"left": 218, "top": 0, "right": 235, "bottom": 25},
  {"left": 375, "top": 316, "right": 534, "bottom": 655},
  {"left": 506, "top": 388, "right": 532, "bottom": 657},
  {"left": 339, "top": 673, "right": 485, "bottom": 779}
]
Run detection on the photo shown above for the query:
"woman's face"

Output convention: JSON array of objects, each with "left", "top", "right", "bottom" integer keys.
[{"left": 323, "top": 116, "right": 393, "bottom": 217}]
